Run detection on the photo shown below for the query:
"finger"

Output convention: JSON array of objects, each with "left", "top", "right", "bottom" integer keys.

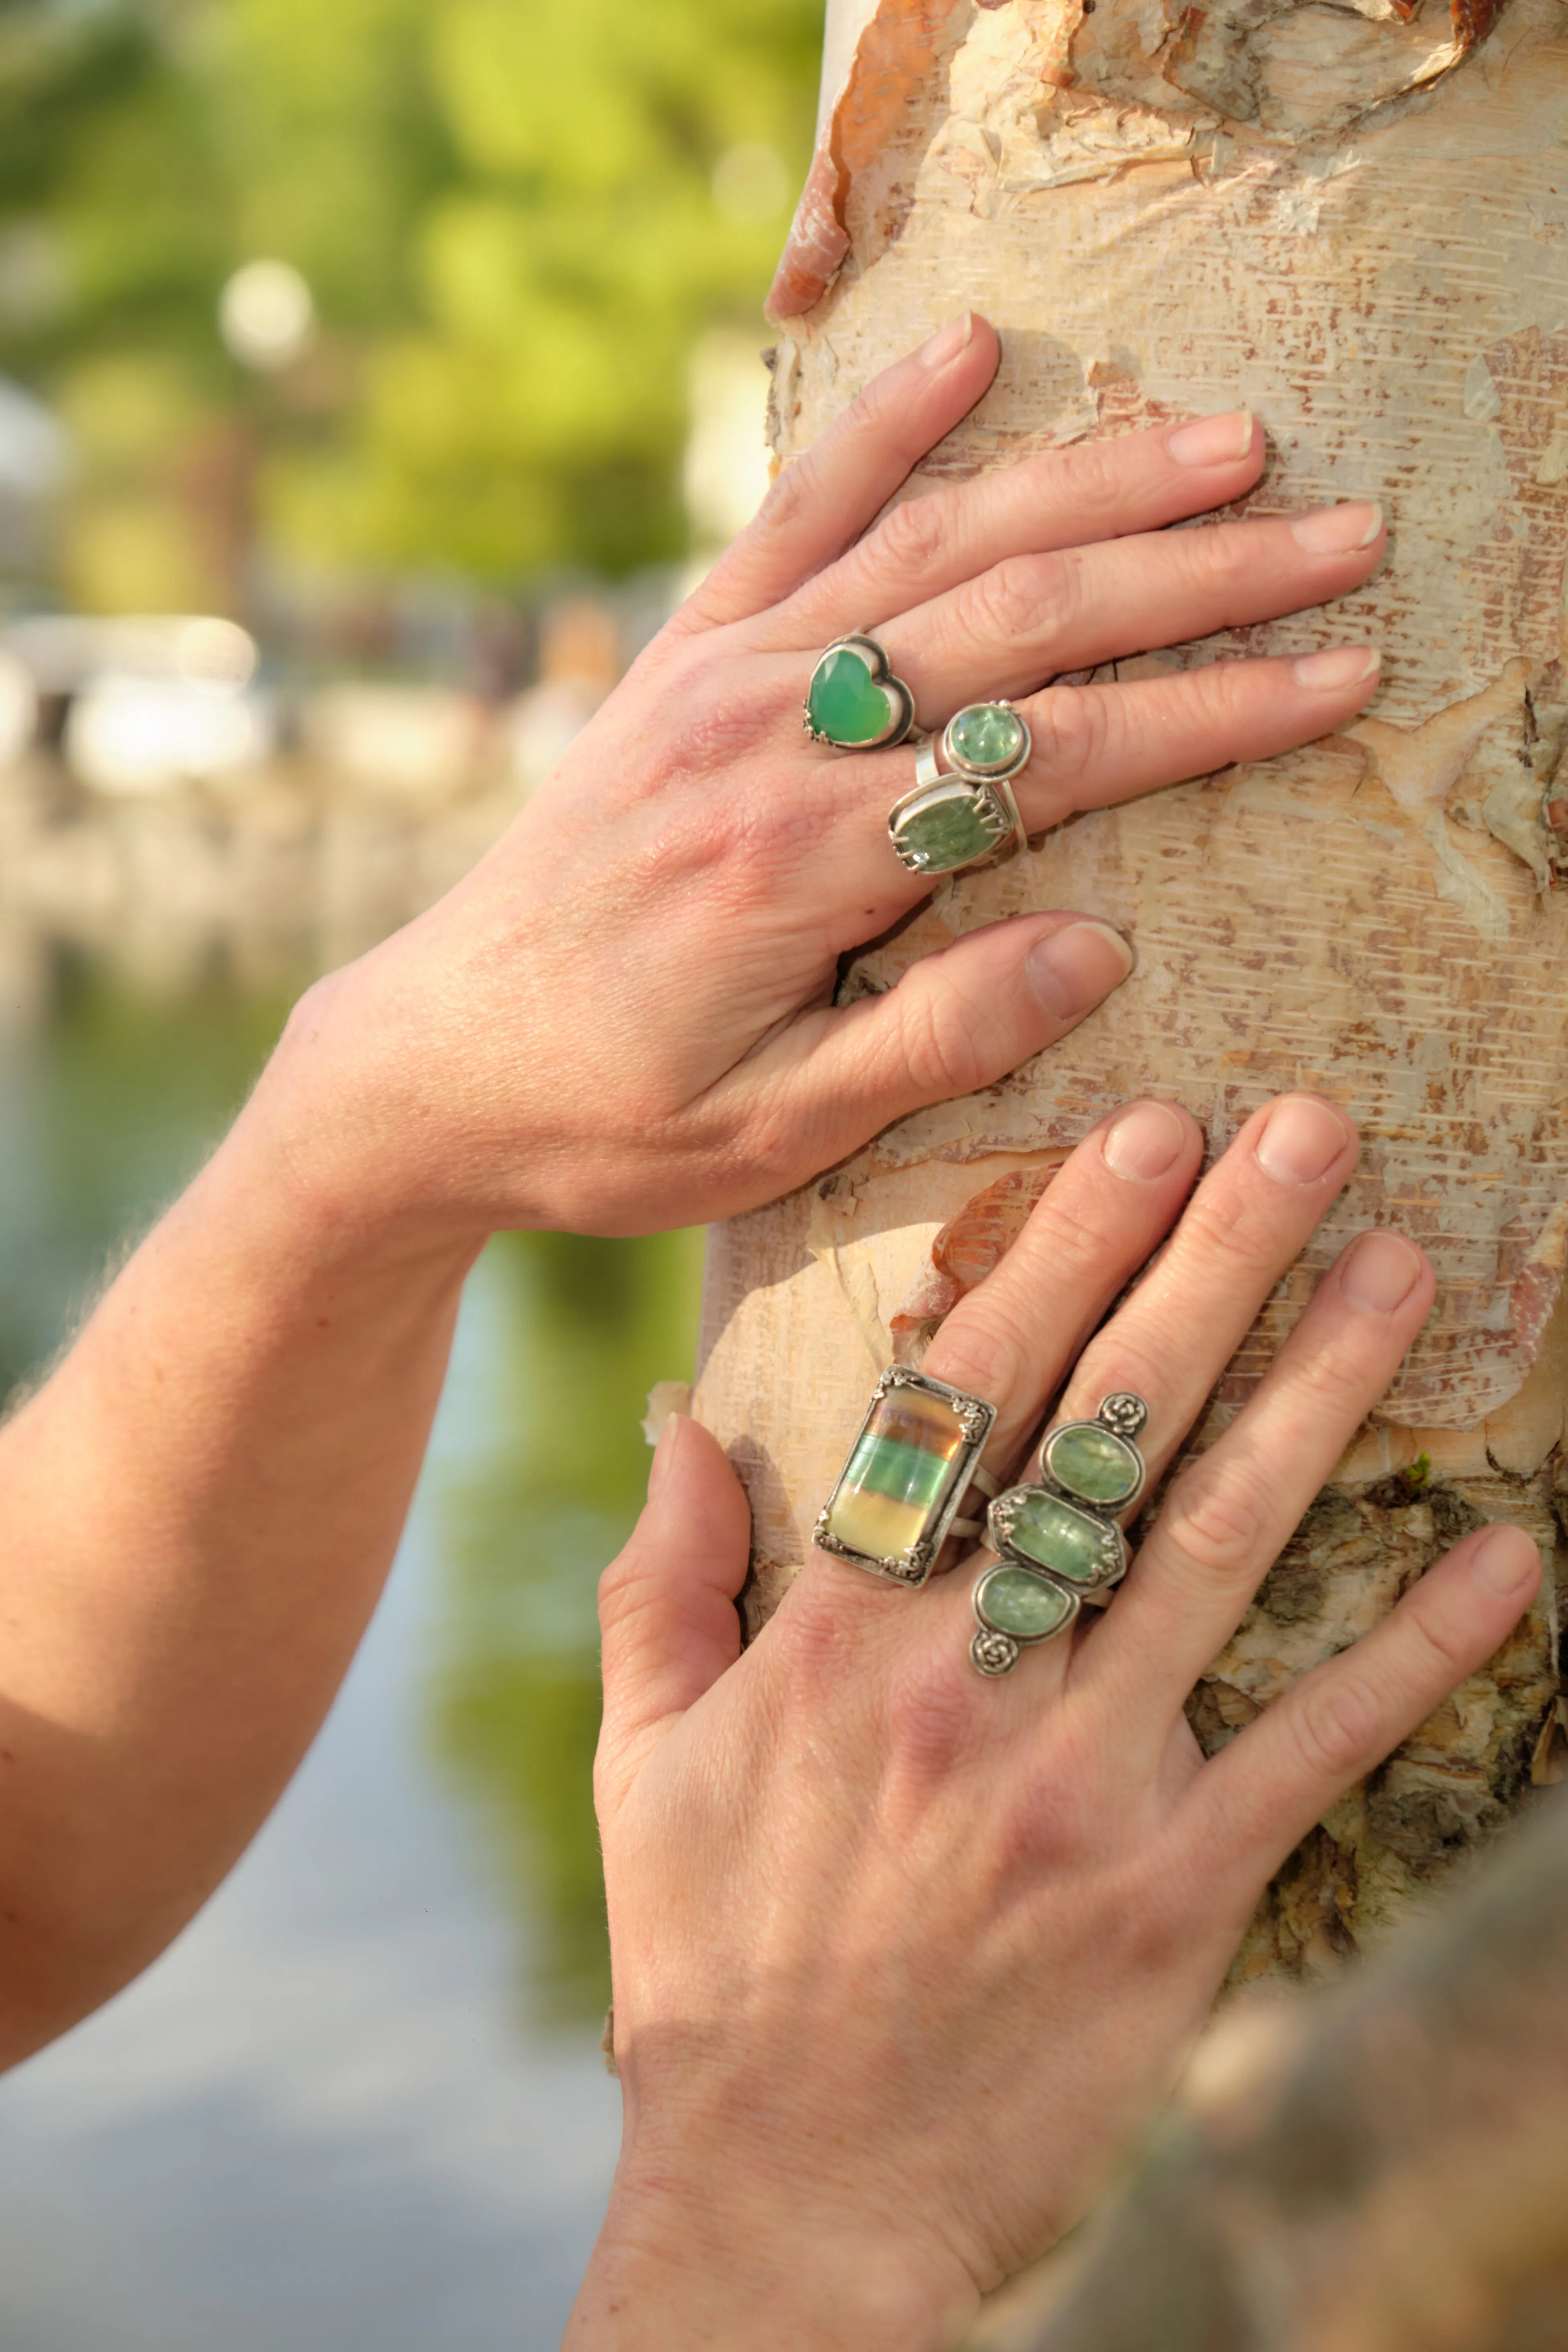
[
  {"left": 878, "top": 500, "right": 1385, "bottom": 722},
  {"left": 912, "top": 1092, "right": 1204, "bottom": 1473},
  {"left": 1088, "top": 1222, "right": 1438, "bottom": 1710},
  {"left": 741, "top": 912, "right": 1146, "bottom": 1220},
  {"left": 595, "top": 1415, "right": 750, "bottom": 1800},
  {"left": 775, "top": 409, "right": 1266, "bottom": 646},
  {"left": 1187, "top": 1521, "right": 1542, "bottom": 1890},
  {"left": 1052, "top": 1095, "right": 1361, "bottom": 1510},
  {"left": 791, "top": 648, "right": 1382, "bottom": 930},
  {"left": 681, "top": 314, "right": 1000, "bottom": 631}
]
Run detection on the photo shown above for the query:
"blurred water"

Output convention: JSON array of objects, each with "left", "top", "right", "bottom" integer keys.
[{"left": 0, "top": 955, "right": 703, "bottom": 2350}]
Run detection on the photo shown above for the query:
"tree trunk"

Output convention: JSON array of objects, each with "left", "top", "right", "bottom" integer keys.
[{"left": 696, "top": 0, "right": 1568, "bottom": 1981}]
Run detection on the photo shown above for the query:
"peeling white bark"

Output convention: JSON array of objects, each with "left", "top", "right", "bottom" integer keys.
[{"left": 717, "top": 0, "right": 1568, "bottom": 1975}]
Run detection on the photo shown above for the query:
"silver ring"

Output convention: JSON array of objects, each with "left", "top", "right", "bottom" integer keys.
[
  {"left": 888, "top": 701, "right": 1030, "bottom": 876},
  {"left": 815, "top": 1368, "right": 997, "bottom": 1588},
  {"left": 968, "top": 1393, "right": 1149, "bottom": 1676},
  {"left": 804, "top": 633, "right": 918, "bottom": 750}
]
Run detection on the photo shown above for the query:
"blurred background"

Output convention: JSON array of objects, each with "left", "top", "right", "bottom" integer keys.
[{"left": 0, "top": 0, "right": 821, "bottom": 2342}]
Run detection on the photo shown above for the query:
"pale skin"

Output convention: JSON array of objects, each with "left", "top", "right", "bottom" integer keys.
[
  {"left": 573, "top": 1096, "right": 1542, "bottom": 2350},
  {"left": 0, "top": 316, "right": 1395, "bottom": 2072}
]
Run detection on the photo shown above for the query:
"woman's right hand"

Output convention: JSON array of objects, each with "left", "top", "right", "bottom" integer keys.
[
  {"left": 257, "top": 315, "right": 1388, "bottom": 1250},
  {"left": 575, "top": 1093, "right": 1540, "bottom": 2349}
]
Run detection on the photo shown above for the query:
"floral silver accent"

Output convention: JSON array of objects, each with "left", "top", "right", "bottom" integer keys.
[
  {"left": 1099, "top": 1392, "right": 1149, "bottom": 1439},
  {"left": 970, "top": 1629, "right": 1021, "bottom": 1677}
]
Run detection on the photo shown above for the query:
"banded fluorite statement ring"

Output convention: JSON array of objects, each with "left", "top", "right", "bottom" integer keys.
[
  {"left": 969, "top": 1393, "right": 1149, "bottom": 1677},
  {"left": 815, "top": 1367, "right": 999, "bottom": 1587},
  {"left": 805, "top": 634, "right": 919, "bottom": 751},
  {"left": 887, "top": 701, "right": 1032, "bottom": 876}
]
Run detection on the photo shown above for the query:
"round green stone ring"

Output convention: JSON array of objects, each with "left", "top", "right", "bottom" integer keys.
[
  {"left": 967, "top": 1392, "right": 1149, "bottom": 1678},
  {"left": 886, "top": 700, "right": 1032, "bottom": 879},
  {"left": 804, "top": 633, "right": 918, "bottom": 750},
  {"left": 941, "top": 700, "right": 1031, "bottom": 784}
]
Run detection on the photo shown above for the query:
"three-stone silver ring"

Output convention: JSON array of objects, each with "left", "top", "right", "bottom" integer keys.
[{"left": 970, "top": 1393, "right": 1149, "bottom": 1678}]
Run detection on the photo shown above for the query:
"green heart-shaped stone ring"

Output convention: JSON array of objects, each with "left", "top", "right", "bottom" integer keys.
[{"left": 804, "top": 633, "right": 918, "bottom": 751}]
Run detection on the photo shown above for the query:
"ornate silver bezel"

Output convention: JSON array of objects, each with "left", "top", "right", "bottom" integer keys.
[
  {"left": 813, "top": 1364, "right": 996, "bottom": 1589},
  {"left": 886, "top": 775, "right": 1013, "bottom": 875},
  {"left": 803, "top": 633, "right": 917, "bottom": 750},
  {"left": 985, "top": 1483, "right": 1129, "bottom": 1595},
  {"left": 1039, "top": 1418, "right": 1147, "bottom": 1518},
  {"left": 971, "top": 1563, "right": 1081, "bottom": 1651}
]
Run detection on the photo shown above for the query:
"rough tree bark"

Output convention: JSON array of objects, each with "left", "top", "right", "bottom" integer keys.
[{"left": 696, "top": 0, "right": 1568, "bottom": 1984}]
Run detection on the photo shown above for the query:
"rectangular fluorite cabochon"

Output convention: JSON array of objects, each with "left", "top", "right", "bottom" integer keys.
[{"left": 817, "top": 1369, "right": 994, "bottom": 1584}]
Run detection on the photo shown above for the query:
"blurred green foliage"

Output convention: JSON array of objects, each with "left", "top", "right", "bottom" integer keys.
[
  {"left": 0, "top": 0, "right": 821, "bottom": 602},
  {"left": 432, "top": 1224, "right": 704, "bottom": 2022}
]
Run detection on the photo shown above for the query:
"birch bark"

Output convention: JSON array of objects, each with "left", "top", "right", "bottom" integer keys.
[{"left": 696, "top": 0, "right": 1568, "bottom": 1978}]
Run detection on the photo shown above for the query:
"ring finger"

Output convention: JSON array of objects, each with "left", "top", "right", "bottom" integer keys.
[
  {"left": 797, "top": 646, "right": 1381, "bottom": 928},
  {"left": 875, "top": 501, "right": 1385, "bottom": 725}
]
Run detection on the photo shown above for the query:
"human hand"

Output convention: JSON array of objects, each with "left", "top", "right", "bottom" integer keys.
[
  {"left": 266, "top": 316, "right": 1387, "bottom": 1245},
  {"left": 572, "top": 1094, "right": 1540, "bottom": 2349}
]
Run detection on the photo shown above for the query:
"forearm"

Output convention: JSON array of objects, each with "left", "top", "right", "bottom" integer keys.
[{"left": 0, "top": 1051, "right": 479, "bottom": 2061}]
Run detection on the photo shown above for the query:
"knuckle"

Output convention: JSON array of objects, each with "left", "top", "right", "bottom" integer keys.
[
  {"left": 1402, "top": 1589, "right": 1475, "bottom": 1683},
  {"left": 965, "top": 552, "right": 1068, "bottom": 649},
  {"left": 1028, "top": 685, "right": 1109, "bottom": 784},
  {"left": 883, "top": 1649, "right": 980, "bottom": 1783},
  {"left": 1292, "top": 1671, "right": 1381, "bottom": 1782},
  {"left": 1058, "top": 437, "right": 1132, "bottom": 529},
  {"left": 1176, "top": 1188, "right": 1292, "bottom": 1283},
  {"left": 874, "top": 491, "right": 953, "bottom": 586},
  {"left": 1161, "top": 1458, "right": 1273, "bottom": 1580},
  {"left": 755, "top": 455, "right": 815, "bottom": 542},
  {"left": 1186, "top": 518, "right": 1254, "bottom": 601},
  {"left": 930, "top": 1292, "right": 1034, "bottom": 1413},
  {"left": 896, "top": 974, "right": 993, "bottom": 1101}
]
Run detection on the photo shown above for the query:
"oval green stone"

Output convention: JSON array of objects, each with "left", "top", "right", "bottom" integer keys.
[
  {"left": 975, "top": 1566, "right": 1075, "bottom": 1641},
  {"left": 1045, "top": 1423, "right": 1141, "bottom": 1506},
  {"left": 890, "top": 781, "right": 1005, "bottom": 873},
  {"left": 948, "top": 702, "right": 1025, "bottom": 773},
  {"left": 997, "top": 1487, "right": 1120, "bottom": 1586}
]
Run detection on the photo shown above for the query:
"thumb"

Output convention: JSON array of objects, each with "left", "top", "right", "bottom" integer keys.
[
  {"left": 771, "top": 913, "right": 1133, "bottom": 1176},
  {"left": 597, "top": 1414, "right": 751, "bottom": 1792}
]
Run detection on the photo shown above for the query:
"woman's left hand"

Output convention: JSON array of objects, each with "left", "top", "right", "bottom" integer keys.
[
  {"left": 572, "top": 1093, "right": 1541, "bottom": 2350},
  {"left": 261, "top": 316, "right": 1387, "bottom": 1248}
]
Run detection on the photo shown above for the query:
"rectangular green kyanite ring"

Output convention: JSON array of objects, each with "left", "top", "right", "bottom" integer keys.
[
  {"left": 815, "top": 1367, "right": 996, "bottom": 1586},
  {"left": 888, "top": 779, "right": 1011, "bottom": 875}
]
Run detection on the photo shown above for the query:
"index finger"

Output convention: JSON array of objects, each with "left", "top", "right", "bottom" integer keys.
[
  {"left": 683, "top": 314, "right": 1001, "bottom": 631},
  {"left": 775, "top": 408, "right": 1267, "bottom": 650}
]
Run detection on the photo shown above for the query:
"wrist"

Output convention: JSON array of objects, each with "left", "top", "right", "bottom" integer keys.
[
  {"left": 568, "top": 2159, "right": 978, "bottom": 2352},
  {"left": 217, "top": 965, "right": 494, "bottom": 1284}
]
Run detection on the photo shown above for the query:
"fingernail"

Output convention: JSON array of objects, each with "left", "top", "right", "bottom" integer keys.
[
  {"left": 649, "top": 1412, "right": 686, "bottom": 1497},
  {"left": 1027, "top": 919, "right": 1134, "bottom": 1021},
  {"left": 1254, "top": 1095, "right": 1353, "bottom": 1185},
  {"left": 1103, "top": 1099, "right": 1189, "bottom": 1182},
  {"left": 1340, "top": 1229, "right": 1424, "bottom": 1314},
  {"left": 1469, "top": 1524, "right": 1541, "bottom": 1597},
  {"left": 1292, "top": 646, "right": 1382, "bottom": 691},
  {"left": 1166, "top": 409, "right": 1255, "bottom": 466},
  {"left": 1290, "top": 500, "right": 1384, "bottom": 554},
  {"left": 916, "top": 312, "right": 974, "bottom": 370}
]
